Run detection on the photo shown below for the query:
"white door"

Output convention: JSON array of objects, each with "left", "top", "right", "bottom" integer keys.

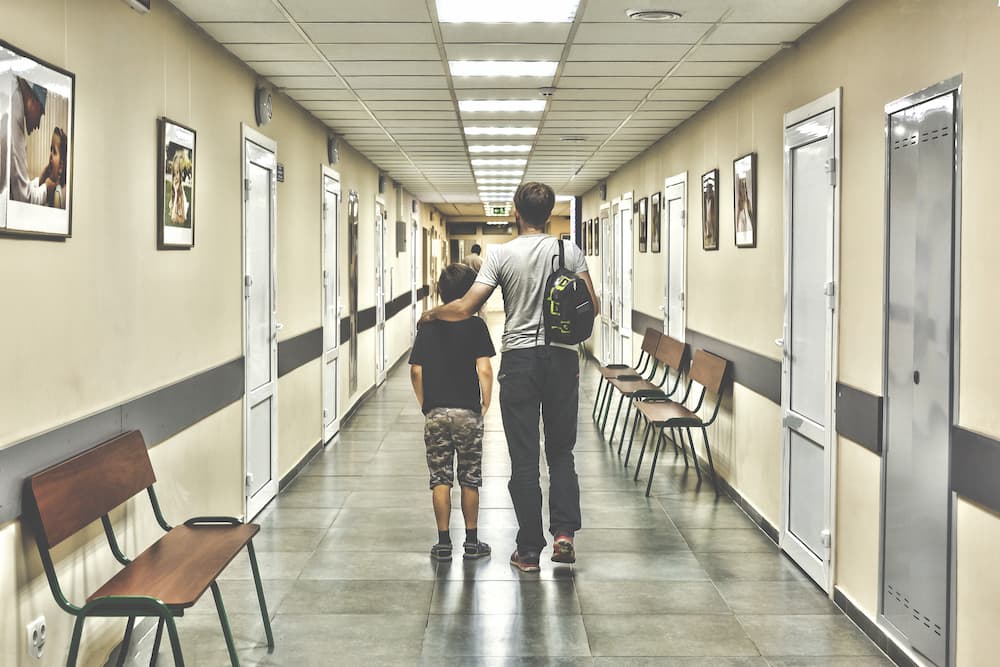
[
  {"left": 598, "top": 203, "right": 613, "bottom": 364},
  {"left": 663, "top": 174, "right": 687, "bottom": 340},
  {"left": 617, "top": 192, "right": 634, "bottom": 363},
  {"left": 779, "top": 91, "right": 841, "bottom": 590},
  {"left": 322, "top": 167, "right": 341, "bottom": 443},
  {"left": 374, "top": 198, "right": 388, "bottom": 385},
  {"left": 242, "top": 126, "right": 279, "bottom": 519}
]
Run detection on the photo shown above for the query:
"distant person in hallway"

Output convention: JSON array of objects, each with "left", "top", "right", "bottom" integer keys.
[
  {"left": 420, "top": 182, "right": 599, "bottom": 573},
  {"left": 409, "top": 263, "right": 496, "bottom": 562},
  {"left": 462, "top": 243, "right": 484, "bottom": 273}
]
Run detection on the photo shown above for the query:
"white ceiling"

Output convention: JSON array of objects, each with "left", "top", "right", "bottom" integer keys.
[{"left": 169, "top": 0, "right": 849, "bottom": 216}]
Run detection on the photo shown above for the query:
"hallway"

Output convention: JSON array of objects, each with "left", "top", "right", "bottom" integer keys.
[{"left": 156, "top": 320, "right": 888, "bottom": 665}]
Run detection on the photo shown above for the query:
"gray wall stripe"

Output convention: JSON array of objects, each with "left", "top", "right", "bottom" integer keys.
[
  {"left": 835, "top": 383, "right": 883, "bottom": 454},
  {"left": 952, "top": 426, "right": 1000, "bottom": 515},
  {"left": 0, "top": 358, "right": 244, "bottom": 525},
  {"left": 277, "top": 327, "right": 323, "bottom": 378}
]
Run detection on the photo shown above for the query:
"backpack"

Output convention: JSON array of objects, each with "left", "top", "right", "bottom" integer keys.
[{"left": 543, "top": 239, "right": 595, "bottom": 345}]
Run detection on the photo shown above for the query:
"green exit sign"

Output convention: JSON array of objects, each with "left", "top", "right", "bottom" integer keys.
[{"left": 491, "top": 206, "right": 506, "bottom": 215}]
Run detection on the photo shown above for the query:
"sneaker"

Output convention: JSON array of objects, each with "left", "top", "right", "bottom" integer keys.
[
  {"left": 463, "top": 540, "right": 492, "bottom": 560},
  {"left": 430, "top": 543, "right": 452, "bottom": 562},
  {"left": 509, "top": 549, "right": 541, "bottom": 573},
  {"left": 551, "top": 536, "right": 576, "bottom": 564}
]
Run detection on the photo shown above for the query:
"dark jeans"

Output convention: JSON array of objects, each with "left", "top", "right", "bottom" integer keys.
[{"left": 499, "top": 346, "right": 582, "bottom": 553}]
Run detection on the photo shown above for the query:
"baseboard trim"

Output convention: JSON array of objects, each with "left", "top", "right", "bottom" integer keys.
[
  {"left": 279, "top": 438, "right": 324, "bottom": 490},
  {"left": 711, "top": 470, "right": 780, "bottom": 544},
  {"left": 833, "top": 587, "right": 919, "bottom": 667}
]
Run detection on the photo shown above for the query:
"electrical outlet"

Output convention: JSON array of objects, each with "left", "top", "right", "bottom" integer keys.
[{"left": 26, "top": 616, "right": 46, "bottom": 659}]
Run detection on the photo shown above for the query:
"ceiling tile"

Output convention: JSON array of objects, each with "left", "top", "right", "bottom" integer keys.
[
  {"left": 318, "top": 43, "right": 442, "bottom": 60},
  {"left": 445, "top": 44, "right": 564, "bottom": 61},
  {"left": 659, "top": 76, "right": 740, "bottom": 89},
  {"left": 550, "top": 89, "right": 647, "bottom": 101},
  {"left": 569, "top": 44, "right": 690, "bottom": 61},
  {"left": 346, "top": 76, "right": 447, "bottom": 89},
  {"left": 169, "top": 0, "right": 282, "bottom": 21},
  {"left": 199, "top": 22, "right": 303, "bottom": 44},
  {"left": 304, "top": 23, "right": 436, "bottom": 43},
  {"left": 561, "top": 61, "right": 674, "bottom": 77},
  {"left": 249, "top": 61, "right": 330, "bottom": 76},
  {"left": 357, "top": 89, "right": 454, "bottom": 100},
  {"left": 690, "top": 44, "right": 783, "bottom": 61},
  {"left": 559, "top": 76, "right": 661, "bottom": 89},
  {"left": 226, "top": 44, "right": 317, "bottom": 61},
  {"left": 707, "top": 23, "right": 814, "bottom": 44},
  {"left": 333, "top": 61, "right": 446, "bottom": 76},
  {"left": 574, "top": 23, "right": 709, "bottom": 44},
  {"left": 268, "top": 76, "right": 345, "bottom": 89},
  {"left": 674, "top": 61, "right": 762, "bottom": 77},
  {"left": 284, "top": 89, "right": 358, "bottom": 101},
  {"left": 282, "top": 0, "right": 431, "bottom": 21}
]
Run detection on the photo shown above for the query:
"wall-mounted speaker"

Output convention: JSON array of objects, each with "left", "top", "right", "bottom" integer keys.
[
  {"left": 378, "top": 173, "right": 386, "bottom": 194},
  {"left": 599, "top": 183, "right": 607, "bottom": 201},
  {"left": 254, "top": 85, "right": 273, "bottom": 127},
  {"left": 327, "top": 135, "right": 339, "bottom": 165}
]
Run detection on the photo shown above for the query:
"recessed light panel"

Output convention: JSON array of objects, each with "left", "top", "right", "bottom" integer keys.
[
  {"left": 476, "top": 178, "right": 522, "bottom": 184},
  {"left": 474, "top": 170, "right": 524, "bottom": 176},
  {"left": 459, "top": 100, "right": 547, "bottom": 113},
  {"left": 450, "top": 61, "right": 557, "bottom": 77},
  {"left": 469, "top": 145, "right": 532, "bottom": 153},
  {"left": 436, "top": 0, "right": 579, "bottom": 23},
  {"left": 465, "top": 127, "right": 537, "bottom": 136},
  {"left": 471, "top": 158, "right": 528, "bottom": 166}
]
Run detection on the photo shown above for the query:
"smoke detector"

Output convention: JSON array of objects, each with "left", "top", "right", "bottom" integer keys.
[
  {"left": 625, "top": 8, "right": 683, "bottom": 21},
  {"left": 538, "top": 86, "right": 557, "bottom": 97}
]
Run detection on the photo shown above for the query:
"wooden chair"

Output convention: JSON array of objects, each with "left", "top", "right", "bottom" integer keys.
[
  {"left": 23, "top": 430, "right": 273, "bottom": 667},
  {"left": 631, "top": 350, "right": 731, "bottom": 496},
  {"left": 603, "top": 335, "right": 687, "bottom": 452},
  {"left": 592, "top": 327, "right": 661, "bottom": 423}
]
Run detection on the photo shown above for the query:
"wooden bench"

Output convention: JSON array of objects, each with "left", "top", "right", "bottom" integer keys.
[
  {"left": 631, "top": 349, "right": 731, "bottom": 496},
  {"left": 592, "top": 327, "right": 661, "bottom": 423},
  {"left": 23, "top": 430, "right": 273, "bottom": 666}
]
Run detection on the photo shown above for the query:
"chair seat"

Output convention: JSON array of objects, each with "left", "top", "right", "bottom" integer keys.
[
  {"left": 600, "top": 366, "right": 635, "bottom": 379},
  {"left": 609, "top": 376, "right": 659, "bottom": 395},
  {"left": 88, "top": 523, "right": 259, "bottom": 609},
  {"left": 634, "top": 399, "right": 701, "bottom": 426}
]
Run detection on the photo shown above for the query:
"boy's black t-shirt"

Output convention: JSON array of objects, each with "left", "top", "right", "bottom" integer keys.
[{"left": 409, "top": 317, "right": 496, "bottom": 415}]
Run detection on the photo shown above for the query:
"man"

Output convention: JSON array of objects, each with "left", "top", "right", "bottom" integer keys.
[
  {"left": 9, "top": 76, "right": 57, "bottom": 205},
  {"left": 461, "top": 243, "right": 484, "bottom": 273},
  {"left": 420, "top": 182, "right": 599, "bottom": 572}
]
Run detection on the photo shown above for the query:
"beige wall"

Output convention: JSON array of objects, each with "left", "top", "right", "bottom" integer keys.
[
  {"left": 581, "top": 0, "right": 1000, "bottom": 661},
  {"left": 0, "top": 0, "right": 437, "bottom": 663}
]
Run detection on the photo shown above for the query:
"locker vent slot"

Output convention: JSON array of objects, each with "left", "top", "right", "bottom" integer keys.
[
  {"left": 887, "top": 584, "right": 943, "bottom": 637},
  {"left": 892, "top": 126, "right": 950, "bottom": 151}
]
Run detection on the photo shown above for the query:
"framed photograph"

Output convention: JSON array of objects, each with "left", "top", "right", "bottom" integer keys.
[
  {"left": 157, "top": 118, "right": 196, "bottom": 249},
  {"left": 733, "top": 152, "right": 757, "bottom": 248},
  {"left": 649, "top": 192, "right": 661, "bottom": 253},
  {"left": 594, "top": 217, "right": 601, "bottom": 256},
  {"left": 581, "top": 220, "right": 588, "bottom": 255},
  {"left": 637, "top": 197, "right": 648, "bottom": 253},
  {"left": 0, "top": 40, "right": 75, "bottom": 239},
  {"left": 701, "top": 169, "right": 719, "bottom": 251}
]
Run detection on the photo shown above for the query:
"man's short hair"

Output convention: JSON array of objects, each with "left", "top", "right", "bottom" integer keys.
[
  {"left": 470, "top": 243, "right": 481, "bottom": 255},
  {"left": 439, "top": 263, "right": 477, "bottom": 304},
  {"left": 514, "top": 182, "right": 555, "bottom": 229}
]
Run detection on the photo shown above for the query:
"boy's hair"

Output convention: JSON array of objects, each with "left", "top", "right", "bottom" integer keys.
[
  {"left": 470, "top": 243, "right": 481, "bottom": 255},
  {"left": 513, "top": 181, "right": 555, "bottom": 229},
  {"left": 439, "top": 263, "right": 477, "bottom": 303}
]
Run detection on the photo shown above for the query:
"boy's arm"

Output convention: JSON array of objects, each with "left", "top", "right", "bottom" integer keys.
[
  {"left": 410, "top": 365, "right": 424, "bottom": 409},
  {"left": 476, "top": 357, "right": 493, "bottom": 415}
]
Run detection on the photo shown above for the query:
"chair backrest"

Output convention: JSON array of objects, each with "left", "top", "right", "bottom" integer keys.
[
  {"left": 653, "top": 335, "right": 687, "bottom": 371},
  {"left": 26, "top": 430, "right": 155, "bottom": 548},
  {"left": 690, "top": 349, "right": 730, "bottom": 395},
  {"left": 640, "top": 328, "right": 662, "bottom": 357}
]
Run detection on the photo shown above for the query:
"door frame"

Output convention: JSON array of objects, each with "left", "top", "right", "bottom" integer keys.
[
  {"left": 410, "top": 215, "right": 420, "bottom": 339},
  {"left": 778, "top": 89, "right": 842, "bottom": 593},
  {"left": 878, "top": 75, "right": 963, "bottom": 667},
  {"left": 374, "top": 195, "right": 387, "bottom": 386},
  {"left": 321, "top": 165, "right": 341, "bottom": 443},
  {"left": 598, "top": 202, "right": 612, "bottom": 364},
  {"left": 618, "top": 191, "right": 634, "bottom": 364},
  {"left": 241, "top": 124, "right": 279, "bottom": 520},
  {"left": 663, "top": 173, "right": 688, "bottom": 341}
]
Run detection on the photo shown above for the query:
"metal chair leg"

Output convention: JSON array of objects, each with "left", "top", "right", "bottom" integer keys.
[
  {"left": 645, "top": 427, "right": 666, "bottom": 497},
  {"left": 66, "top": 616, "right": 86, "bottom": 667},
  {"left": 598, "top": 383, "right": 614, "bottom": 431},
  {"left": 247, "top": 541, "right": 275, "bottom": 650},
  {"left": 672, "top": 428, "right": 689, "bottom": 468},
  {"left": 115, "top": 616, "right": 136, "bottom": 667},
  {"left": 163, "top": 615, "right": 185, "bottom": 667},
  {"left": 616, "top": 397, "right": 633, "bottom": 455},
  {"left": 592, "top": 377, "right": 604, "bottom": 419},
  {"left": 623, "top": 407, "right": 641, "bottom": 462},
  {"left": 701, "top": 426, "right": 719, "bottom": 493},
  {"left": 211, "top": 582, "right": 240, "bottom": 666},
  {"left": 149, "top": 617, "right": 165, "bottom": 667},
  {"left": 609, "top": 393, "right": 625, "bottom": 440},
  {"left": 685, "top": 428, "right": 702, "bottom": 482},
  {"left": 631, "top": 421, "right": 653, "bottom": 477}
]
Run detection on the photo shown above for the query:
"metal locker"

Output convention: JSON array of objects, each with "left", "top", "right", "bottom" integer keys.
[{"left": 881, "top": 78, "right": 961, "bottom": 667}]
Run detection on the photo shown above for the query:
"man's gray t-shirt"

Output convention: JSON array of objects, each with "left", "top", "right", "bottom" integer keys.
[{"left": 476, "top": 234, "right": 589, "bottom": 352}]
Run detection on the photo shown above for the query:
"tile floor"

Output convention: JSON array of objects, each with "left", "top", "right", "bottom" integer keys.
[{"left": 144, "top": 321, "right": 892, "bottom": 666}]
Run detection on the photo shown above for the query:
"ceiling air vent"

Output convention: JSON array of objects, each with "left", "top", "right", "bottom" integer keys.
[{"left": 625, "top": 8, "right": 683, "bottom": 21}]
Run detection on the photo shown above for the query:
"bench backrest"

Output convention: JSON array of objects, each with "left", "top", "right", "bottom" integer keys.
[
  {"left": 653, "top": 335, "right": 687, "bottom": 371},
  {"left": 27, "top": 430, "right": 155, "bottom": 547},
  {"left": 690, "top": 349, "right": 729, "bottom": 395},
  {"left": 640, "top": 328, "right": 662, "bottom": 357}
]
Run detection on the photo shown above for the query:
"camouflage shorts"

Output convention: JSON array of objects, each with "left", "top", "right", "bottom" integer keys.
[{"left": 424, "top": 407, "right": 484, "bottom": 489}]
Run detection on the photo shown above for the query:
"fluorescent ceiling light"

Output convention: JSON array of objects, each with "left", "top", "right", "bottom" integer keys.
[
  {"left": 471, "top": 158, "right": 527, "bottom": 166},
  {"left": 469, "top": 145, "right": 532, "bottom": 153},
  {"left": 436, "top": 0, "right": 579, "bottom": 23},
  {"left": 476, "top": 178, "right": 522, "bottom": 184},
  {"left": 465, "top": 127, "right": 537, "bottom": 136},
  {"left": 450, "top": 61, "right": 557, "bottom": 78},
  {"left": 555, "top": 195, "right": 574, "bottom": 201},
  {"left": 474, "top": 169, "right": 524, "bottom": 176},
  {"left": 459, "top": 100, "right": 546, "bottom": 113}
]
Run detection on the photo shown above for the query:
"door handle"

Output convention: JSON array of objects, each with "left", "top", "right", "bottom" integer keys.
[
  {"left": 657, "top": 305, "right": 665, "bottom": 312},
  {"left": 774, "top": 338, "right": 785, "bottom": 347}
]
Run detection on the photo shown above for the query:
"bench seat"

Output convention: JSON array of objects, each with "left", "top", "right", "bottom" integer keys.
[{"left": 87, "top": 523, "right": 259, "bottom": 609}]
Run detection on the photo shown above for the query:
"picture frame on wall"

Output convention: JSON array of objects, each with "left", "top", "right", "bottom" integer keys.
[
  {"left": 581, "top": 218, "right": 589, "bottom": 255},
  {"left": 157, "top": 117, "right": 196, "bottom": 249},
  {"left": 637, "top": 197, "right": 648, "bottom": 253},
  {"left": 0, "top": 40, "right": 75, "bottom": 239},
  {"left": 650, "top": 191, "right": 661, "bottom": 253},
  {"left": 733, "top": 152, "right": 757, "bottom": 248},
  {"left": 701, "top": 169, "right": 719, "bottom": 251},
  {"left": 593, "top": 218, "right": 600, "bottom": 256}
]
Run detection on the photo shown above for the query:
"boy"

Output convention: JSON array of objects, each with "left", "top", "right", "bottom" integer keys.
[{"left": 409, "top": 263, "right": 496, "bottom": 561}]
